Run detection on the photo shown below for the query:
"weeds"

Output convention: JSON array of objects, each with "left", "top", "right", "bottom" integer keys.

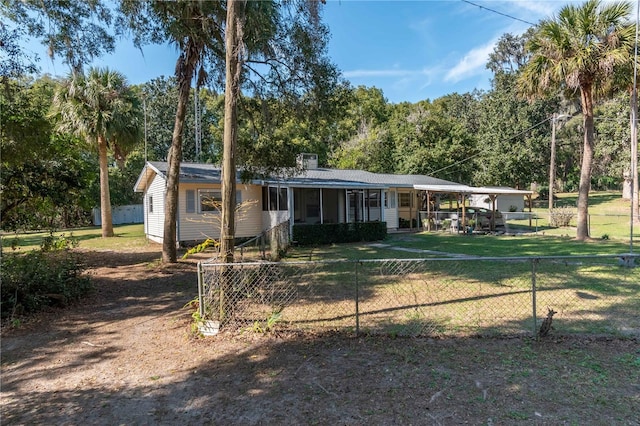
[
  {"left": 249, "top": 311, "right": 283, "bottom": 333},
  {"left": 1, "top": 249, "right": 90, "bottom": 322}
]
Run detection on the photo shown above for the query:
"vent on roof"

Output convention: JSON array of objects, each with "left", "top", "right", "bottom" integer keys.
[{"left": 297, "top": 153, "right": 318, "bottom": 170}]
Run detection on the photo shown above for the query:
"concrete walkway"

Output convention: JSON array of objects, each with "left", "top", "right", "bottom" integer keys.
[{"left": 367, "top": 243, "right": 477, "bottom": 258}]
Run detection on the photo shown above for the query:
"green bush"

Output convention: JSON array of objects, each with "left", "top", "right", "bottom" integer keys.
[
  {"left": 1, "top": 250, "right": 91, "bottom": 320},
  {"left": 293, "top": 222, "right": 387, "bottom": 246},
  {"left": 549, "top": 207, "right": 575, "bottom": 227}
]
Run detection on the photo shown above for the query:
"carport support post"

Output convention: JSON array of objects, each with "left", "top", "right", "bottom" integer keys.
[
  {"left": 490, "top": 195, "right": 497, "bottom": 231},
  {"left": 531, "top": 258, "right": 538, "bottom": 338},
  {"left": 355, "top": 261, "right": 360, "bottom": 336}
]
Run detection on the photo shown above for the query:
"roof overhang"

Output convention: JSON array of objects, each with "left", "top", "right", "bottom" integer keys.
[
  {"left": 413, "top": 184, "right": 532, "bottom": 196},
  {"left": 134, "top": 162, "right": 164, "bottom": 193},
  {"left": 264, "top": 179, "right": 388, "bottom": 190}
]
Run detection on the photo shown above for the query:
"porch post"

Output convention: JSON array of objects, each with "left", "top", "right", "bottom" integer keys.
[
  {"left": 320, "top": 188, "right": 324, "bottom": 224},
  {"left": 427, "top": 191, "right": 432, "bottom": 231},
  {"left": 288, "top": 187, "right": 294, "bottom": 239},
  {"left": 490, "top": 194, "right": 497, "bottom": 231},
  {"left": 345, "top": 189, "right": 350, "bottom": 223}
]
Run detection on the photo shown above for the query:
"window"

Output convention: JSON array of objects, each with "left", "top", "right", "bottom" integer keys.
[
  {"left": 384, "top": 191, "right": 396, "bottom": 208},
  {"left": 199, "top": 190, "right": 221, "bottom": 213},
  {"left": 269, "top": 187, "right": 278, "bottom": 211},
  {"left": 278, "top": 188, "right": 288, "bottom": 211},
  {"left": 148, "top": 195, "right": 153, "bottom": 213},
  {"left": 262, "top": 186, "right": 288, "bottom": 211},
  {"left": 186, "top": 190, "right": 196, "bottom": 213},
  {"left": 366, "top": 190, "right": 380, "bottom": 208},
  {"left": 198, "top": 190, "right": 242, "bottom": 213},
  {"left": 399, "top": 193, "right": 412, "bottom": 208}
]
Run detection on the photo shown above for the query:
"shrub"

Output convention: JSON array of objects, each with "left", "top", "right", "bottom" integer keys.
[
  {"left": 40, "top": 232, "right": 78, "bottom": 252},
  {"left": 537, "top": 186, "right": 549, "bottom": 200},
  {"left": 293, "top": 222, "right": 387, "bottom": 246},
  {"left": 549, "top": 207, "right": 575, "bottom": 227},
  {"left": 1, "top": 250, "right": 91, "bottom": 321}
]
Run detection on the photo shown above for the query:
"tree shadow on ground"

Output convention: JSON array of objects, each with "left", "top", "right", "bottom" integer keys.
[
  {"left": 2, "top": 331, "right": 639, "bottom": 425},
  {"left": 2, "top": 249, "right": 639, "bottom": 425}
]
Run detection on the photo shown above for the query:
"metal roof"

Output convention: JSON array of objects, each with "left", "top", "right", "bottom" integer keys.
[
  {"left": 413, "top": 183, "right": 532, "bottom": 195},
  {"left": 135, "top": 162, "right": 461, "bottom": 192},
  {"left": 135, "top": 162, "right": 531, "bottom": 197}
]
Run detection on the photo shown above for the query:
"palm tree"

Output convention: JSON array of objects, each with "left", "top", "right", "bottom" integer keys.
[
  {"left": 120, "top": 0, "right": 226, "bottom": 262},
  {"left": 518, "top": 0, "right": 635, "bottom": 240},
  {"left": 51, "top": 67, "right": 141, "bottom": 237}
]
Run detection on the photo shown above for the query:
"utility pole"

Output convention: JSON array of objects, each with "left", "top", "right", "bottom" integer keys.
[
  {"left": 549, "top": 113, "right": 558, "bottom": 212},
  {"left": 549, "top": 114, "right": 570, "bottom": 213},
  {"left": 631, "top": 0, "right": 639, "bottom": 253}
]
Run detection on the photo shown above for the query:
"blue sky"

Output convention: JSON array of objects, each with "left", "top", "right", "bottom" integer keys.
[{"left": 26, "top": 1, "right": 581, "bottom": 104}]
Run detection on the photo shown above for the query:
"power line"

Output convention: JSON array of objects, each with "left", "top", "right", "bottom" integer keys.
[
  {"left": 461, "top": 0, "right": 536, "bottom": 27},
  {"left": 428, "top": 116, "right": 554, "bottom": 177}
]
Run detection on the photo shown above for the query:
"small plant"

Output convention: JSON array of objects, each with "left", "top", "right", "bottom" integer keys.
[
  {"left": 40, "top": 232, "right": 78, "bottom": 252},
  {"left": 601, "top": 234, "right": 609, "bottom": 240},
  {"left": 182, "top": 238, "right": 219, "bottom": 259},
  {"left": 549, "top": 207, "right": 575, "bottom": 227},
  {"left": 249, "top": 310, "right": 282, "bottom": 333},
  {"left": 508, "top": 205, "right": 518, "bottom": 212},
  {"left": 10, "top": 236, "right": 21, "bottom": 251},
  {"left": 184, "top": 298, "right": 205, "bottom": 336}
]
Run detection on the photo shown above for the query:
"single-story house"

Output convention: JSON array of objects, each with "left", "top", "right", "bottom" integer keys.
[{"left": 134, "top": 156, "right": 533, "bottom": 244}]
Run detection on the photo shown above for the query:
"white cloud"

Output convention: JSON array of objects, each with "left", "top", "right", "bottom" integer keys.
[{"left": 444, "top": 40, "right": 497, "bottom": 83}]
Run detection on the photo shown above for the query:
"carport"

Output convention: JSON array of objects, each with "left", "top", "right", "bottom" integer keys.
[{"left": 413, "top": 184, "right": 534, "bottom": 232}]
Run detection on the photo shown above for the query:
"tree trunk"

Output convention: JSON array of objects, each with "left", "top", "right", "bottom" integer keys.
[
  {"left": 98, "top": 135, "right": 114, "bottom": 238},
  {"left": 162, "top": 43, "right": 198, "bottom": 263},
  {"left": 576, "top": 86, "right": 595, "bottom": 241},
  {"left": 220, "top": 0, "right": 243, "bottom": 264}
]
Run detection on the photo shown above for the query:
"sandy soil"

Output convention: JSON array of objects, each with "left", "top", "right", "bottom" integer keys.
[{"left": 1, "top": 247, "right": 639, "bottom": 425}]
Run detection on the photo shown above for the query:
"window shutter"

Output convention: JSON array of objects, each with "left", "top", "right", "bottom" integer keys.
[{"left": 186, "top": 190, "right": 195, "bottom": 213}]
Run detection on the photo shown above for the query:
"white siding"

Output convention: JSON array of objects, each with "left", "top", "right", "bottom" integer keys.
[
  {"left": 236, "top": 184, "right": 263, "bottom": 238},
  {"left": 145, "top": 174, "right": 166, "bottom": 241},
  {"left": 469, "top": 194, "right": 525, "bottom": 212},
  {"left": 384, "top": 208, "right": 399, "bottom": 229},
  {"left": 262, "top": 210, "right": 289, "bottom": 230},
  {"left": 177, "top": 183, "right": 263, "bottom": 242}
]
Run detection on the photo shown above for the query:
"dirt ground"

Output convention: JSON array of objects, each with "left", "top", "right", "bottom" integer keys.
[{"left": 1, "top": 247, "right": 639, "bottom": 425}]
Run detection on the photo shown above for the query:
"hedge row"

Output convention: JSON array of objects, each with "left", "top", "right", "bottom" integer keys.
[{"left": 293, "top": 222, "right": 387, "bottom": 246}]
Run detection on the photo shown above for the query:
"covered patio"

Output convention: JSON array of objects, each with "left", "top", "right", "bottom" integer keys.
[{"left": 412, "top": 184, "right": 534, "bottom": 233}]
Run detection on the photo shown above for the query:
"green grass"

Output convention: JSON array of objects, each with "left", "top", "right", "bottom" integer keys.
[
  {"left": 285, "top": 231, "right": 632, "bottom": 261},
  {"left": 2, "top": 192, "right": 635, "bottom": 258},
  {"left": 1, "top": 224, "right": 150, "bottom": 252},
  {"left": 515, "top": 191, "right": 636, "bottom": 243}
]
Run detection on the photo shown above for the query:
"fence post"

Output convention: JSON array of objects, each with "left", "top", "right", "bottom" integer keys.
[
  {"left": 531, "top": 258, "right": 538, "bottom": 338},
  {"left": 355, "top": 261, "right": 360, "bottom": 336},
  {"left": 197, "top": 262, "right": 205, "bottom": 318}
]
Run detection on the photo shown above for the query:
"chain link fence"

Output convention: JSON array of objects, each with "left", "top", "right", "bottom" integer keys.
[{"left": 197, "top": 254, "right": 639, "bottom": 338}]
